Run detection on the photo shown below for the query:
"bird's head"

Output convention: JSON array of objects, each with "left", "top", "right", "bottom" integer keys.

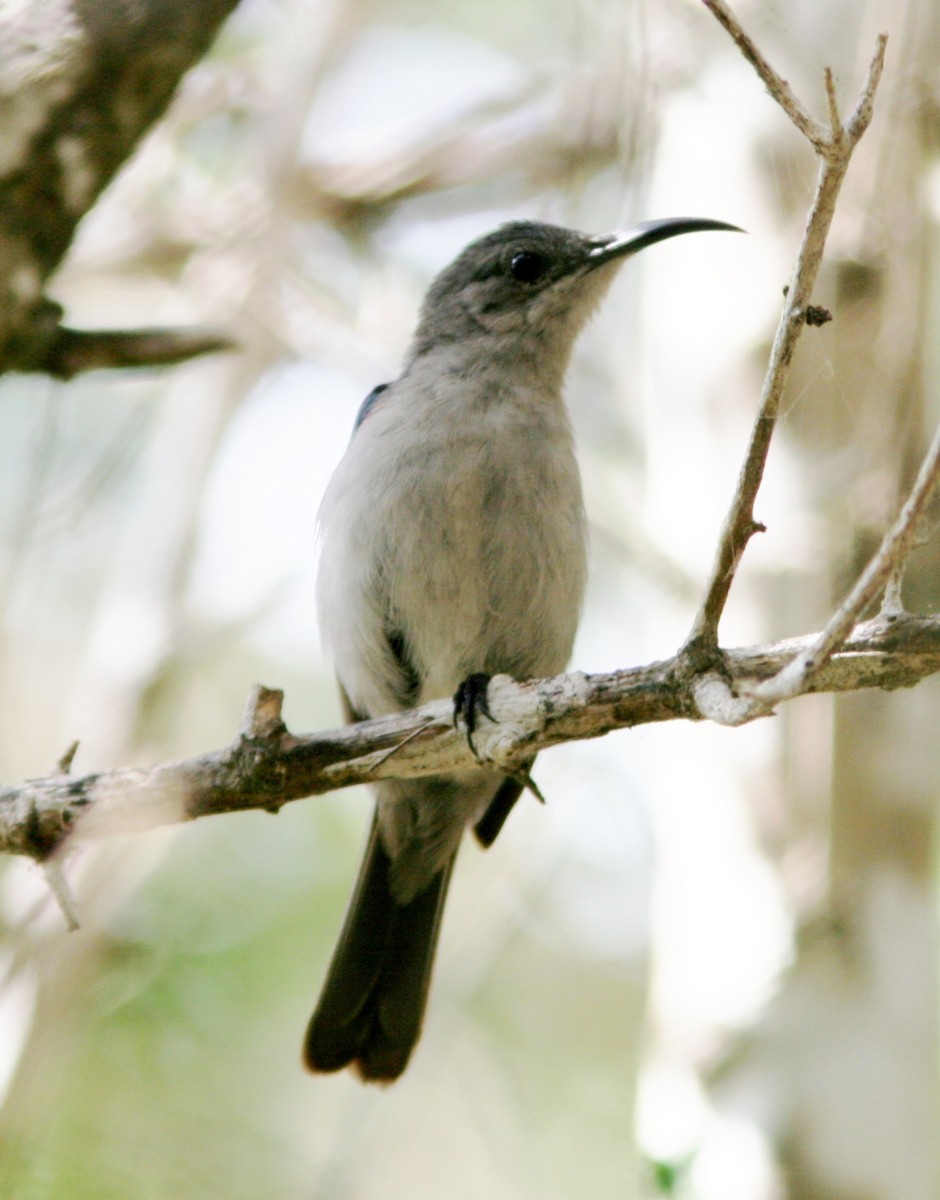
[{"left": 408, "top": 217, "right": 740, "bottom": 371}]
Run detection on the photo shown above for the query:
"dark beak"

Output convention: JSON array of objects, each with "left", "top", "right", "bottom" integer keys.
[{"left": 588, "top": 217, "right": 743, "bottom": 267}]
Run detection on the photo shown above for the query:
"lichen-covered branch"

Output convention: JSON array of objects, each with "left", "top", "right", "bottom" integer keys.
[{"left": 3, "top": 615, "right": 939, "bottom": 864}]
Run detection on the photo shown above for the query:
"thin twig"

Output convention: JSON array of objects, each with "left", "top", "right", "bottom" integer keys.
[
  {"left": 846, "top": 35, "right": 888, "bottom": 141},
  {"left": 700, "top": 0, "right": 826, "bottom": 148},
  {"left": 824, "top": 68, "right": 843, "bottom": 142},
  {"left": 748, "top": 417, "right": 940, "bottom": 705},
  {"left": 366, "top": 718, "right": 436, "bottom": 773},
  {"left": 685, "top": 16, "right": 888, "bottom": 651}
]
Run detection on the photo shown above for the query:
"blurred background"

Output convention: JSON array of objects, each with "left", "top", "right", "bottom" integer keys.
[{"left": 0, "top": 0, "right": 937, "bottom": 1197}]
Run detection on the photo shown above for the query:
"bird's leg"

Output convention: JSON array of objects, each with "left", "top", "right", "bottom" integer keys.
[
  {"left": 453, "top": 672, "right": 494, "bottom": 760},
  {"left": 454, "top": 675, "right": 545, "bottom": 803}
]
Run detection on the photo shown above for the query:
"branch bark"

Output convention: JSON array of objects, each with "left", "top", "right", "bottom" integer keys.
[{"left": 3, "top": 614, "right": 939, "bottom": 863}]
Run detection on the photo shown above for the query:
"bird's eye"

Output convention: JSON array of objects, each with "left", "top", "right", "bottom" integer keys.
[{"left": 509, "top": 251, "right": 547, "bottom": 284}]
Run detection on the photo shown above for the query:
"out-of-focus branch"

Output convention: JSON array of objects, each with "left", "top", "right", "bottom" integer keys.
[
  {"left": 0, "top": 0, "right": 239, "bottom": 375},
  {"left": 25, "top": 323, "right": 236, "bottom": 380},
  {"left": 3, "top": 616, "right": 940, "bottom": 870},
  {"left": 292, "top": 70, "right": 627, "bottom": 222},
  {"left": 686, "top": 5, "right": 888, "bottom": 652}
]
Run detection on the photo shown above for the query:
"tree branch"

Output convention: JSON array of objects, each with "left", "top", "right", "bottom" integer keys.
[
  {"left": 0, "top": 0, "right": 240, "bottom": 375},
  {"left": 3, "top": 616, "right": 939, "bottom": 864},
  {"left": 23, "top": 322, "right": 237, "bottom": 379},
  {"left": 701, "top": 0, "right": 827, "bottom": 147},
  {"left": 687, "top": 8, "right": 888, "bottom": 649}
]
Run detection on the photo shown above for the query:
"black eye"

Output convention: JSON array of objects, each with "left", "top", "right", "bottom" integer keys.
[{"left": 510, "top": 251, "right": 548, "bottom": 284}]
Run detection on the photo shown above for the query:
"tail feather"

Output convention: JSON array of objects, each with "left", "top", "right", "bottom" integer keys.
[
  {"left": 304, "top": 816, "right": 454, "bottom": 1082},
  {"left": 473, "top": 776, "right": 524, "bottom": 847}
]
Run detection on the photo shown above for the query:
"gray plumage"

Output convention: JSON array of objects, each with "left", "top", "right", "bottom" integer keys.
[{"left": 304, "top": 216, "right": 739, "bottom": 1081}]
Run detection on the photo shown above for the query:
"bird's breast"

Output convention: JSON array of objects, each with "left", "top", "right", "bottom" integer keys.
[{"left": 382, "top": 388, "right": 587, "bottom": 697}]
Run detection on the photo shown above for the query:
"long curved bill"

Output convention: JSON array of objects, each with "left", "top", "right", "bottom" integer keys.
[{"left": 588, "top": 217, "right": 743, "bottom": 267}]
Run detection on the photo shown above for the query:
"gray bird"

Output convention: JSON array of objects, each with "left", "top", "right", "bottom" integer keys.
[{"left": 305, "top": 216, "right": 738, "bottom": 1081}]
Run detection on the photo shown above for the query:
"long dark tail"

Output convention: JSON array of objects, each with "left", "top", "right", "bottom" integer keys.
[{"left": 304, "top": 816, "right": 454, "bottom": 1082}]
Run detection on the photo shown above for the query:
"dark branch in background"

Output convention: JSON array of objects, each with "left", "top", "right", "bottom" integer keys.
[
  {"left": 3, "top": 616, "right": 940, "bottom": 873},
  {"left": 36, "top": 324, "right": 236, "bottom": 380},
  {"left": 0, "top": 0, "right": 240, "bottom": 376}
]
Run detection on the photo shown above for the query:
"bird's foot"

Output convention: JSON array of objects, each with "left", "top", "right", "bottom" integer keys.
[{"left": 453, "top": 672, "right": 494, "bottom": 761}]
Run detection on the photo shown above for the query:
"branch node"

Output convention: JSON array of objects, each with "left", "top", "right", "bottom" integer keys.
[
  {"left": 804, "top": 304, "right": 833, "bottom": 327},
  {"left": 692, "top": 672, "right": 768, "bottom": 727}
]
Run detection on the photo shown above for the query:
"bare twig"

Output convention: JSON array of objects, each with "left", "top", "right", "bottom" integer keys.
[
  {"left": 746, "top": 418, "right": 940, "bottom": 706},
  {"left": 701, "top": 0, "right": 826, "bottom": 147},
  {"left": 686, "top": 12, "right": 888, "bottom": 650},
  {"left": 3, "top": 614, "right": 940, "bottom": 865},
  {"left": 824, "top": 68, "right": 843, "bottom": 144}
]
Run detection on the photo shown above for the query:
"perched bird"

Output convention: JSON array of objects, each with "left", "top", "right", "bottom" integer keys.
[{"left": 305, "top": 216, "right": 738, "bottom": 1081}]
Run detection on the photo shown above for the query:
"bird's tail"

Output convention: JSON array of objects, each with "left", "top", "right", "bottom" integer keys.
[{"left": 304, "top": 815, "right": 454, "bottom": 1082}]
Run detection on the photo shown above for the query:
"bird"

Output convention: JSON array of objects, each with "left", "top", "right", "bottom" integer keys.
[{"left": 304, "top": 215, "right": 739, "bottom": 1082}]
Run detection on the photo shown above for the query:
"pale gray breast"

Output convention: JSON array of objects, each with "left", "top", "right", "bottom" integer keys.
[{"left": 382, "top": 383, "right": 587, "bottom": 699}]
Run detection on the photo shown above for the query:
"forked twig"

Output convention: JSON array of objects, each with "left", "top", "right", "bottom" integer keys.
[{"left": 686, "top": 8, "right": 887, "bottom": 654}]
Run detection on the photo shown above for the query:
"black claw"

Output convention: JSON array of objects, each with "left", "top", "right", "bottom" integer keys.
[{"left": 453, "top": 672, "right": 494, "bottom": 756}]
